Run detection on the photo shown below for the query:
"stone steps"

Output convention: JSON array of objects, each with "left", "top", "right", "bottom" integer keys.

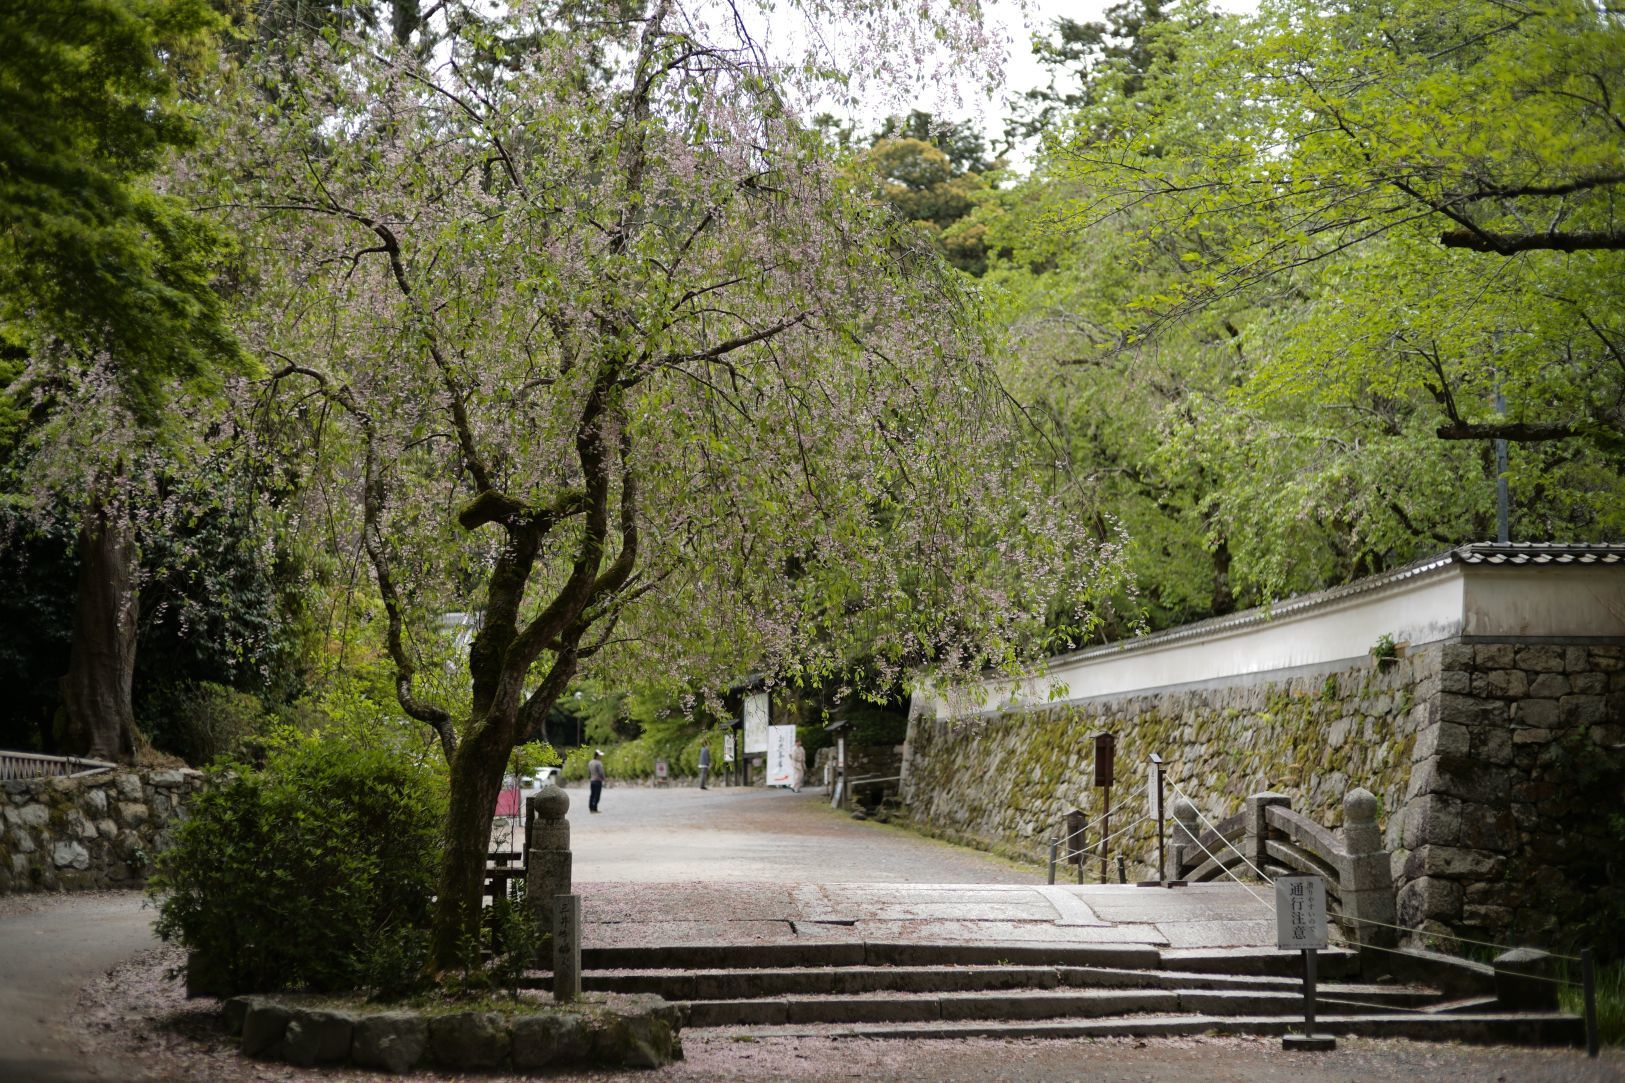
[
  {"left": 537, "top": 965, "right": 1437, "bottom": 1006},
  {"left": 532, "top": 940, "right": 1581, "bottom": 1047},
  {"left": 677, "top": 986, "right": 1470, "bottom": 1028},
  {"left": 709, "top": 1012, "right": 1585, "bottom": 1046}
]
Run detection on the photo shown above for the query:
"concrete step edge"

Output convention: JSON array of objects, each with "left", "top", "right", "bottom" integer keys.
[{"left": 698, "top": 1011, "right": 1585, "bottom": 1046}]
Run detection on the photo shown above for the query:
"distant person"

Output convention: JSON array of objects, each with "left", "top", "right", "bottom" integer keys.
[
  {"left": 588, "top": 750, "right": 606, "bottom": 812},
  {"left": 791, "top": 738, "right": 806, "bottom": 793},
  {"left": 697, "top": 743, "right": 711, "bottom": 790}
]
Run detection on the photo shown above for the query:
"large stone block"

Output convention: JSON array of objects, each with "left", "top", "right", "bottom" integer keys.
[
  {"left": 1511, "top": 698, "right": 1560, "bottom": 728},
  {"left": 1456, "top": 808, "right": 1516, "bottom": 852},
  {"left": 352, "top": 1012, "right": 427, "bottom": 1074},
  {"left": 1397, "top": 876, "right": 1462, "bottom": 924},
  {"left": 1480, "top": 670, "right": 1529, "bottom": 699},
  {"left": 1469, "top": 725, "right": 1512, "bottom": 766},
  {"left": 1413, "top": 721, "right": 1469, "bottom": 762},
  {"left": 1571, "top": 671, "right": 1609, "bottom": 695},
  {"left": 1561, "top": 695, "right": 1606, "bottom": 726},
  {"left": 1429, "top": 757, "right": 1509, "bottom": 805},
  {"left": 1527, "top": 673, "right": 1570, "bottom": 699},
  {"left": 1515, "top": 645, "right": 1566, "bottom": 672},
  {"left": 511, "top": 1012, "right": 593, "bottom": 1068},
  {"left": 241, "top": 1002, "right": 292, "bottom": 1059},
  {"left": 428, "top": 1011, "right": 508, "bottom": 1069},
  {"left": 1406, "top": 844, "right": 1501, "bottom": 880},
  {"left": 83, "top": 788, "right": 108, "bottom": 815},
  {"left": 1442, "top": 642, "right": 1476, "bottom": 670},
  {"left": 282, "top": 1009, "right": 354, "bottom": 1067}
]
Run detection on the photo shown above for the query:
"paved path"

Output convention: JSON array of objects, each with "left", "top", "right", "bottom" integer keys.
[
  {"left": 0, "top": 892, "right": 159, "bottom": 1082},
  {"left": 537, "top": 783, "right": 1280, "bottom": 952}
]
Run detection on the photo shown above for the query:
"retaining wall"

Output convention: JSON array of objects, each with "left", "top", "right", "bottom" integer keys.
[
  {"left": 902, "top": 639, "right": 1625, "bottom": 948},
  {"left": 0, "top": 767, "right": 205, "bottom": 894}
]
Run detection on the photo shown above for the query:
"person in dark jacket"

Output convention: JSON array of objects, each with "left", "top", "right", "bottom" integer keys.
[{"left": 588, "top": 750, "right": 606, "bottom": 812}]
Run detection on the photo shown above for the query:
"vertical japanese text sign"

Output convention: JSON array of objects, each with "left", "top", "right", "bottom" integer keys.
[{"left": 1274, "top": 873, "right": 1329, "bottom": 950}]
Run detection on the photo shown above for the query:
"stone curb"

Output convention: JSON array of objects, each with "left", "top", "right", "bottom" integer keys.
[{"left": 225, "top": 992, "right": 682, "bottom": 1073}]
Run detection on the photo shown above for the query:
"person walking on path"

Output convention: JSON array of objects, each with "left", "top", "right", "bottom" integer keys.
[
  {"left": 588, "top": 750, "right": 606, "bottom": 812},
  {"left": 791, "top": 738, "right": 806, "bottom": 793},
  {"left": 697, "top": 743, "right": 712, "bottom": 790}
]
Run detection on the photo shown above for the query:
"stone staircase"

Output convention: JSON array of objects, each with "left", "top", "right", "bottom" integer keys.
[{"left": 524, "top": 941, "right": 1584, "bottom": 1046}]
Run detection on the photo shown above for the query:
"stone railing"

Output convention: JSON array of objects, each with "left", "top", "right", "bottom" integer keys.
[{"left": 1172, "top": 787, "right": 1397, "bottom": 947}]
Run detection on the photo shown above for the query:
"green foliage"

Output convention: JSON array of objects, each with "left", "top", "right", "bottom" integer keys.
[
  {"left": 0, "top": 0, "right": 243, "bottom": 411},
  {"left": 152, "top": 730, "right": 447, "bottom": 996},
  {"left": 141, "top": 680, "right": 267, "bottom": 765}
]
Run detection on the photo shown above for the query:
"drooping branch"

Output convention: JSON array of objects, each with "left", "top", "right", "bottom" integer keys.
[{"left": 270, "top": 359, "right": 458, "bottom": 760}]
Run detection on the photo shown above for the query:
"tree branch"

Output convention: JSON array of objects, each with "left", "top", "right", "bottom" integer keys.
[
  {"left": 1435, "top": 420, "right": 1575, "bottom": 441},
  {"left": 1439, "top": 228, "right": 1625, "bottom": 253}
]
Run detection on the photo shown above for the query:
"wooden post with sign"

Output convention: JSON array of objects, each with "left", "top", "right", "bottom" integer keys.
[
  {"left": 1276, "top": 873, "right": 1336, "bottom": 1051},
  {"left": 1093, "top": 732, "right": 1115, "bottom": 884}
]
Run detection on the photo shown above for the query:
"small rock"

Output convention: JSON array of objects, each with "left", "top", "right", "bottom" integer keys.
[{"left": 52, "top": 841, "right": 90, "bottom": 870}]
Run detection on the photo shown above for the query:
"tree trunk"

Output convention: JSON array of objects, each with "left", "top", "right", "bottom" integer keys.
[
  {"left": 59, "top": 489, "right": 139, "bottom": 763},
  {"left": 430, "top": 719, "right": 513, "bottom": 971}
]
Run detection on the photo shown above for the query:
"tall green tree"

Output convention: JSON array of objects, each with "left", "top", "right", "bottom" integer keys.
[{"left": 1, "top": 0, "right": 241, "bottom": 760}]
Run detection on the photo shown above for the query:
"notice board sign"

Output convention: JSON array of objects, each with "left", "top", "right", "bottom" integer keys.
[
  {"left": 743, "top": 692, "right": 770, "bottom": 754},
  {"left": 1275, "top": 873, "right": 1328, "bottom": 950}
]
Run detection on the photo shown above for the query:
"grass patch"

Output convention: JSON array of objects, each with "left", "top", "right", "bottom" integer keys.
[{"left": 1559, "top": 957, "right": 1625, "bottom": 1046}]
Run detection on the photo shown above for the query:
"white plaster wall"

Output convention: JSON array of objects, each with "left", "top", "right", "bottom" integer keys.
[
  {"left": 928, "top": 561, "right": 1625, "bottom": 721},
  {"left": 1462, "top": 566, "right": 1625, "bottom": 637}
]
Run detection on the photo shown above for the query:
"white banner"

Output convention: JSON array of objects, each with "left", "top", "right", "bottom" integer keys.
[
  {"left": 743, "top": 692, "right": 770, "bottom": 754},
  {"left": 766, "top": 724, "right": 796, "bottom": 787}
]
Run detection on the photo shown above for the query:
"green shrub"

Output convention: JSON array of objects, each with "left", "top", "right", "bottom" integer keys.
[
  {"left": 151, "top": 730, "right": 447, "bottom": 996},
  {"left": 143, "top": 680, "right": 269, "bottom": 766}
]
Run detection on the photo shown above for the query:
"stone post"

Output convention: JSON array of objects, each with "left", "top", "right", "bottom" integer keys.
[
  {"left": 1171, "top": 798, "right": 1201, "bottom": 880},
  {"left": 1493, "top": 948, "right": 1559, "bottom": 1011},
  {"left": 1244, "top": 792, "right": 1290, "bottom": 879},
  {"left": 524, "top": 782, "right": 572, "bottom": 963},
  {"left": 1338, "top": 787, "right": 1397, "bottom": 948},
  {"left": 552, "top": 894, "right": 582, "bottom": 1003}
]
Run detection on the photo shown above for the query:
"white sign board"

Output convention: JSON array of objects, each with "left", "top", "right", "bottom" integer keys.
[
  {"left": 743, "top": 692, "right": 770, "bottom": 754},
  {"left": 766, "top": 724, "right": 796, "bottom": 787},
  {"left": 1147, "top": 763, "right": 1161, "bottom": 821},
  {"left": 723, "top": 733, "right": 735, "bottom": 763},
  {"left": 1275, "top": 873, "right": 1329, "bottom": 950}
]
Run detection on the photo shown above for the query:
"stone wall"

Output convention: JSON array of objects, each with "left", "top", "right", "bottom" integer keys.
[
  {"left": 904, "top": 649, "right": 1432, "bottom": 868},
  {"left": 903, "top": 638, "right": 1625, "bottom": 949},
  {"left": 1399, "top": 641, "right": 1625, "bottom": 946},
  {"left": 0, "top": 767, "right": 205, "bottom": 894}
]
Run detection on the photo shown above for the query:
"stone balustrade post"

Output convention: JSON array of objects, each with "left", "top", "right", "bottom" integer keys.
[
  {"left": 1244, "top": 792, "right": 1290, "bottom": 880},
  {"left": 524, "top": 782, "right": 573, "bottom": 964},
  {"left": 1339, "top": 786, "right": 1397, "bottom": 947},
  {"left": 1171, "top": 798, "right": 1201, "bottom": 880}
]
